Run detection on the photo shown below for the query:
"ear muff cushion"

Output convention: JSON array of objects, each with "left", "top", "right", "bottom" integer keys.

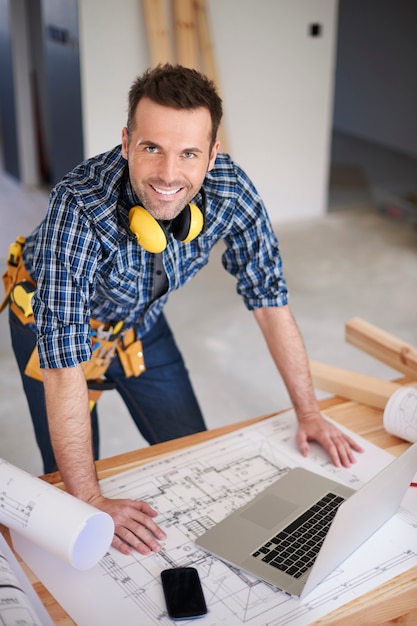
[
  {"left": 128, "top": 206, "right": 168, "bottom": 253},
  {"left": 172, "top": 203, "right": 204, "bottom": 243}
]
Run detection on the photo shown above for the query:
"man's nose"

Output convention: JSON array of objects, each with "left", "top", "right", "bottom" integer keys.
[{"left": 157, "top": 154, "right": 178, "bottom": 183}]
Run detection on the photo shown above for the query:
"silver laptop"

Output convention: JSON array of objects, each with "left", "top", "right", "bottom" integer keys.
[{"left": 196, "top": 442, "right": 417, "bottom": 598}]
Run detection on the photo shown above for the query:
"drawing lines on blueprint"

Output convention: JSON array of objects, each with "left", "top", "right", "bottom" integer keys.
[
  {"left": 400, "top": 507, "right": 417, "bottom": 528},
  {"left": 98, "top": 428, "right": 299, "bottom": 624},
  {"left": 0, "top": 491, "right": 34, "bottom": 529},
  {"left": 0, "top": 459, "right": 36, "bottom": 529},
  {"left": 21, "top": 412, "right": 416, "bottom": 626},
  {"left": 94, "top": 415, "right": 417, "bottom": 625},
  {"left": 99, "top": 434, "right": 295, "bottom": 624},
  {"left": 0, "top": 539, "right": 53, "bottom": 626},
  {"left": 103, "top": 431, "right": 293, "bottom": 528},
  {"left": 99, "top": 552, "right": 166, "bottom": 624}
]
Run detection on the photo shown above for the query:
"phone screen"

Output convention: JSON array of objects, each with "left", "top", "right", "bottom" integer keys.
[{"left": 161, "top": 567, "right": 207, "bottom": 620}]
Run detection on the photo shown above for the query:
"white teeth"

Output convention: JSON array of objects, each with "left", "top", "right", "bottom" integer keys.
[{"left": 153, "top": 186, "right": 180, "bottom": 195}]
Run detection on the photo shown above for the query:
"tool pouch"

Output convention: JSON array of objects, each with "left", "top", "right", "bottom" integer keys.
[
  {"left": 23, "top": 334, "right": 121, "bottom": 413},
  {"left": 3, "top": 238, "right": 147, "bottom": 388},
  {"left": 23, "top": 324, "right": 146, "bottom": 383},
  {"left": 81, "top": 335, "right": 119, "bottom": 381},
  {"left": 24, "top": 344, "right": 43, "bottom": 381},
  {"left": 1, "top": 236, "right": 36, "bottom": 324},
  {"left": 116, "top": 329, "right": 146, "bottom": 378},
  {"left": 1, "top": 237, "right": 25, "bottom": 312},
  {"left": 23, "top": 336, "right": 116, "bottom": 382}
]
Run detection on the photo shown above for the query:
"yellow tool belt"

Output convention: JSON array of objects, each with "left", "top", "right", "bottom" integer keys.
[
  {"left": 1, "top": 236, "right": 35, "bottom": 322},
  {"left": 2, "top": 237, "right": 146, "bottom": 387},
  {"left": 23, "top": 320, "right": 145, "bottom": 383}
]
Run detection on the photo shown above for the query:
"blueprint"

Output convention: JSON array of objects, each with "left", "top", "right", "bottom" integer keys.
[
  {"left": 384, "top": 386, "right": 417, "bottom": 443},
  {"left": 0, "top": 533, "right": 54, "bottom": 626},
  {"left": 12, "top": 410, "right": 417, "bottom": 626},
  {"left": 0, "top": 458, "right": 113, "bottom": 569}
]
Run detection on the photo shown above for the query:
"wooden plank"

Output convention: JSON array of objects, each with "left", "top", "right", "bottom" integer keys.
[
  {"left": 194, "top": 0, "right": 229, "bottom": 152},
  {"left": 346, "top": 317, "right": 417, "bottom": 380},
  {"left": 194, "top": 0, "right": 218, "bottom": 87},
  {"left": 142, "top": 0, "right": 229, "bottom": 151},
  {"left": 316, "top": 567, "right": 417, "bottom": 626},
  {"left": 309, "top": 359, "right": 402, "bottom": 409},
  {"left": 142, "top": 0, "right": 173, "bottom": 65},
  {"left": 173, "top": 0, "right": 199, "bottom": 68},
  {"left": 325, "top": 404, "right": 404, "bottom": 451}
]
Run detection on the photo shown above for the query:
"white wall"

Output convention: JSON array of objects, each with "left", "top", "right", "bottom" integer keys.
[
  {"left": 78, "top": 0, "right": 338, "bottom": 224},
  {"left": 78, "top": 0, "right": 150, "bottom": 159}
]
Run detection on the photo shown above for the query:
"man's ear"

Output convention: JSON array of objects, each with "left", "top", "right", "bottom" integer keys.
[
  {"left": 208, "top": 140, "right": 220, "bottom": 171},
  {"left": 121, "top": 127, "right": 128, "bottom": 159}
]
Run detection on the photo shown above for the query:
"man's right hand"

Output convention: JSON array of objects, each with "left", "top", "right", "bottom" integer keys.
[
  {"left": 88, "top": 494, "right": 167, "bottom": 555},
  {"left": 42, "top": 366, "right": 166, "bottom": 555}
]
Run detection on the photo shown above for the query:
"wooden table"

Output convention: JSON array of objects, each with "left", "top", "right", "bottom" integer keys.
[{"left": 2, "top": 384, "right": 417, "bottom": 625}]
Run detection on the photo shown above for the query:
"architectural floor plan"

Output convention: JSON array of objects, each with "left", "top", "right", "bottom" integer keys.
[
  {"left": 12, "top": 410, "right": 417, "bottom": 625},
  {"left": 0, "top": 533, "right": 54, "bottom": 626}
]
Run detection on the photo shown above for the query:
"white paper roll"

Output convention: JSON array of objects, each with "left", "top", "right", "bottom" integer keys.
[
  {"left": 0, "top": 534, "right": 55, "bottom": 625},
  {"left": 0, "top": 458, "right": 114, "bottom": 570},
  {"left": 383, "top": 387, "right": 417, "bottom": 443}
]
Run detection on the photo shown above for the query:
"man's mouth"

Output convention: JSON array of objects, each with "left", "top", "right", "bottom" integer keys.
[{"left": 151, "top": 185, "right": 182, "bottom": 196}]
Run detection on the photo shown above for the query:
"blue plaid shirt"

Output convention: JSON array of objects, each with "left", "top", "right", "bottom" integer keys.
[{"left": 23, "top": 147, "right": 288, "bottom": 369}]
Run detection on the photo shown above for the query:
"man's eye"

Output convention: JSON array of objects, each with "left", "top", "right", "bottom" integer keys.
[
  {"left": 145, "top": 146, "right": 158, "bottom": 153},
  {"left": 183, "top": 152, "right": 195, "bottom": 159}
]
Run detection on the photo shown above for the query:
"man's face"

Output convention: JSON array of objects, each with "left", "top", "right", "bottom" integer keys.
[{"left": 121, "top": 97, "right": 219, "bottom": 221}]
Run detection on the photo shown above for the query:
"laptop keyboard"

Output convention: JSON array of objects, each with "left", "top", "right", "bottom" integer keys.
[{"left": 252, "top": 492, "right": 345, "bottom": 579}]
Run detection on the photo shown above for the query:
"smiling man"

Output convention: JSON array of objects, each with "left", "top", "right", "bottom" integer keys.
[
  {"left": 122, "top": 97, "right": 218, "bottom": 221},
  {"left": 8, "top": 64, "right": 362, "bottom": 557}
]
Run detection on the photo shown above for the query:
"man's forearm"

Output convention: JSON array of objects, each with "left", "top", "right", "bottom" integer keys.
[
  {"left": 253, "top": 305, "right": 320, "bottom": 418},
  {"left": 42, "top": 365, "right": 100, "bottom": 501}
]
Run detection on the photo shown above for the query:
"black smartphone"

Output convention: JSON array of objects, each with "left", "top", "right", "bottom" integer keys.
[{"left": 161, "top": 567, "right": 207, "bottom": 620}]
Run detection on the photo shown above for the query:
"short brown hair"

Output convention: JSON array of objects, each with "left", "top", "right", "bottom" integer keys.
[{"left": 127, "top": 64, "right": 223, "bottom": 147}]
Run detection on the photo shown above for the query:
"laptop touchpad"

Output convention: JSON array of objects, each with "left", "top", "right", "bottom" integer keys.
[{"left": 240, "top": 494, "right": 298, "bottom": 529}]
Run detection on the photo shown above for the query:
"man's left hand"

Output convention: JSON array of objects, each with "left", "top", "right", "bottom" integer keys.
[{"left": 296, "top": 412, "right": 364, "bottom": 468}]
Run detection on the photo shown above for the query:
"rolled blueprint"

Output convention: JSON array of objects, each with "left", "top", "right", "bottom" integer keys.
[
  {"left": 383, "top": 387, "right": 417, "bottom": 443},
  {"left": 0, "top": 458, "right": 114, "bottom": 570},
  {"left": 0, "top": 533, "right": 54, "bottom": 626}
]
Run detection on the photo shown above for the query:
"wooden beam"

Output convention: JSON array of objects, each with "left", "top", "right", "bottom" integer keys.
[
  {"left": 194, "top": 0, "right": 229, "bottom": 152},
  {"left": 141, "top": 0, "right": 230, "bottom": 151},
  {"left": 194, "top": 0, "right": 218, "bottom": 85},
  {"left": 173, "top": 0, "right": 199, "bottom": 68},
  {"left": 309, "top": 359, "right": 402, "bottom": 409},
  {"left": 346, "top": 317, "right": 417, "bottom": 380},
  {"left": 142, "top": 0, "right": 173, "bottom": 66}
]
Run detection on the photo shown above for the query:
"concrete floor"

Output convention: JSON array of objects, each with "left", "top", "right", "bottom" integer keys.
[{"left": 1, "top": 132, "right": 416, "bottom": 476}]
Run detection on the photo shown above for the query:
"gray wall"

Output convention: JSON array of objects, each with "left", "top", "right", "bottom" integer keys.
[
  {"left": 41, "top": 0, "right": 84, "bottom": 185},
  {"left": 333, "top": 0, "right": 417, "bottom": 157},
  {"left": 0, "top": 0, "right": 20, "bottom": 179},
  {"left": 0, "top": 0, "right": 84, "bottom": 186}
]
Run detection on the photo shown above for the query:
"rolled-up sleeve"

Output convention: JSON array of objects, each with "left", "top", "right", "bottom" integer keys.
[
  {"left": 32, "top": 185, "right": 99, "bottom": 369},
  {"left": 221, "top": 169, "right": 288, "bottom": 310}
]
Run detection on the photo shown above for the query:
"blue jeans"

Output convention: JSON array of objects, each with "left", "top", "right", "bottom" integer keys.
[{"left": 9, "top": 311, "right": 206, "bottom": 473}]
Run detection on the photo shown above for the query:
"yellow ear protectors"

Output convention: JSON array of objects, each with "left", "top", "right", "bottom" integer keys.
[
  {"left": 128, "top": 197, "right": 205, "bottom": 253},
  {"left": 128, "top": 206, "right": 168, "bottom": 253},
  {"left": 171, "top": 202, "right": 204, "bottom": 243}
]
